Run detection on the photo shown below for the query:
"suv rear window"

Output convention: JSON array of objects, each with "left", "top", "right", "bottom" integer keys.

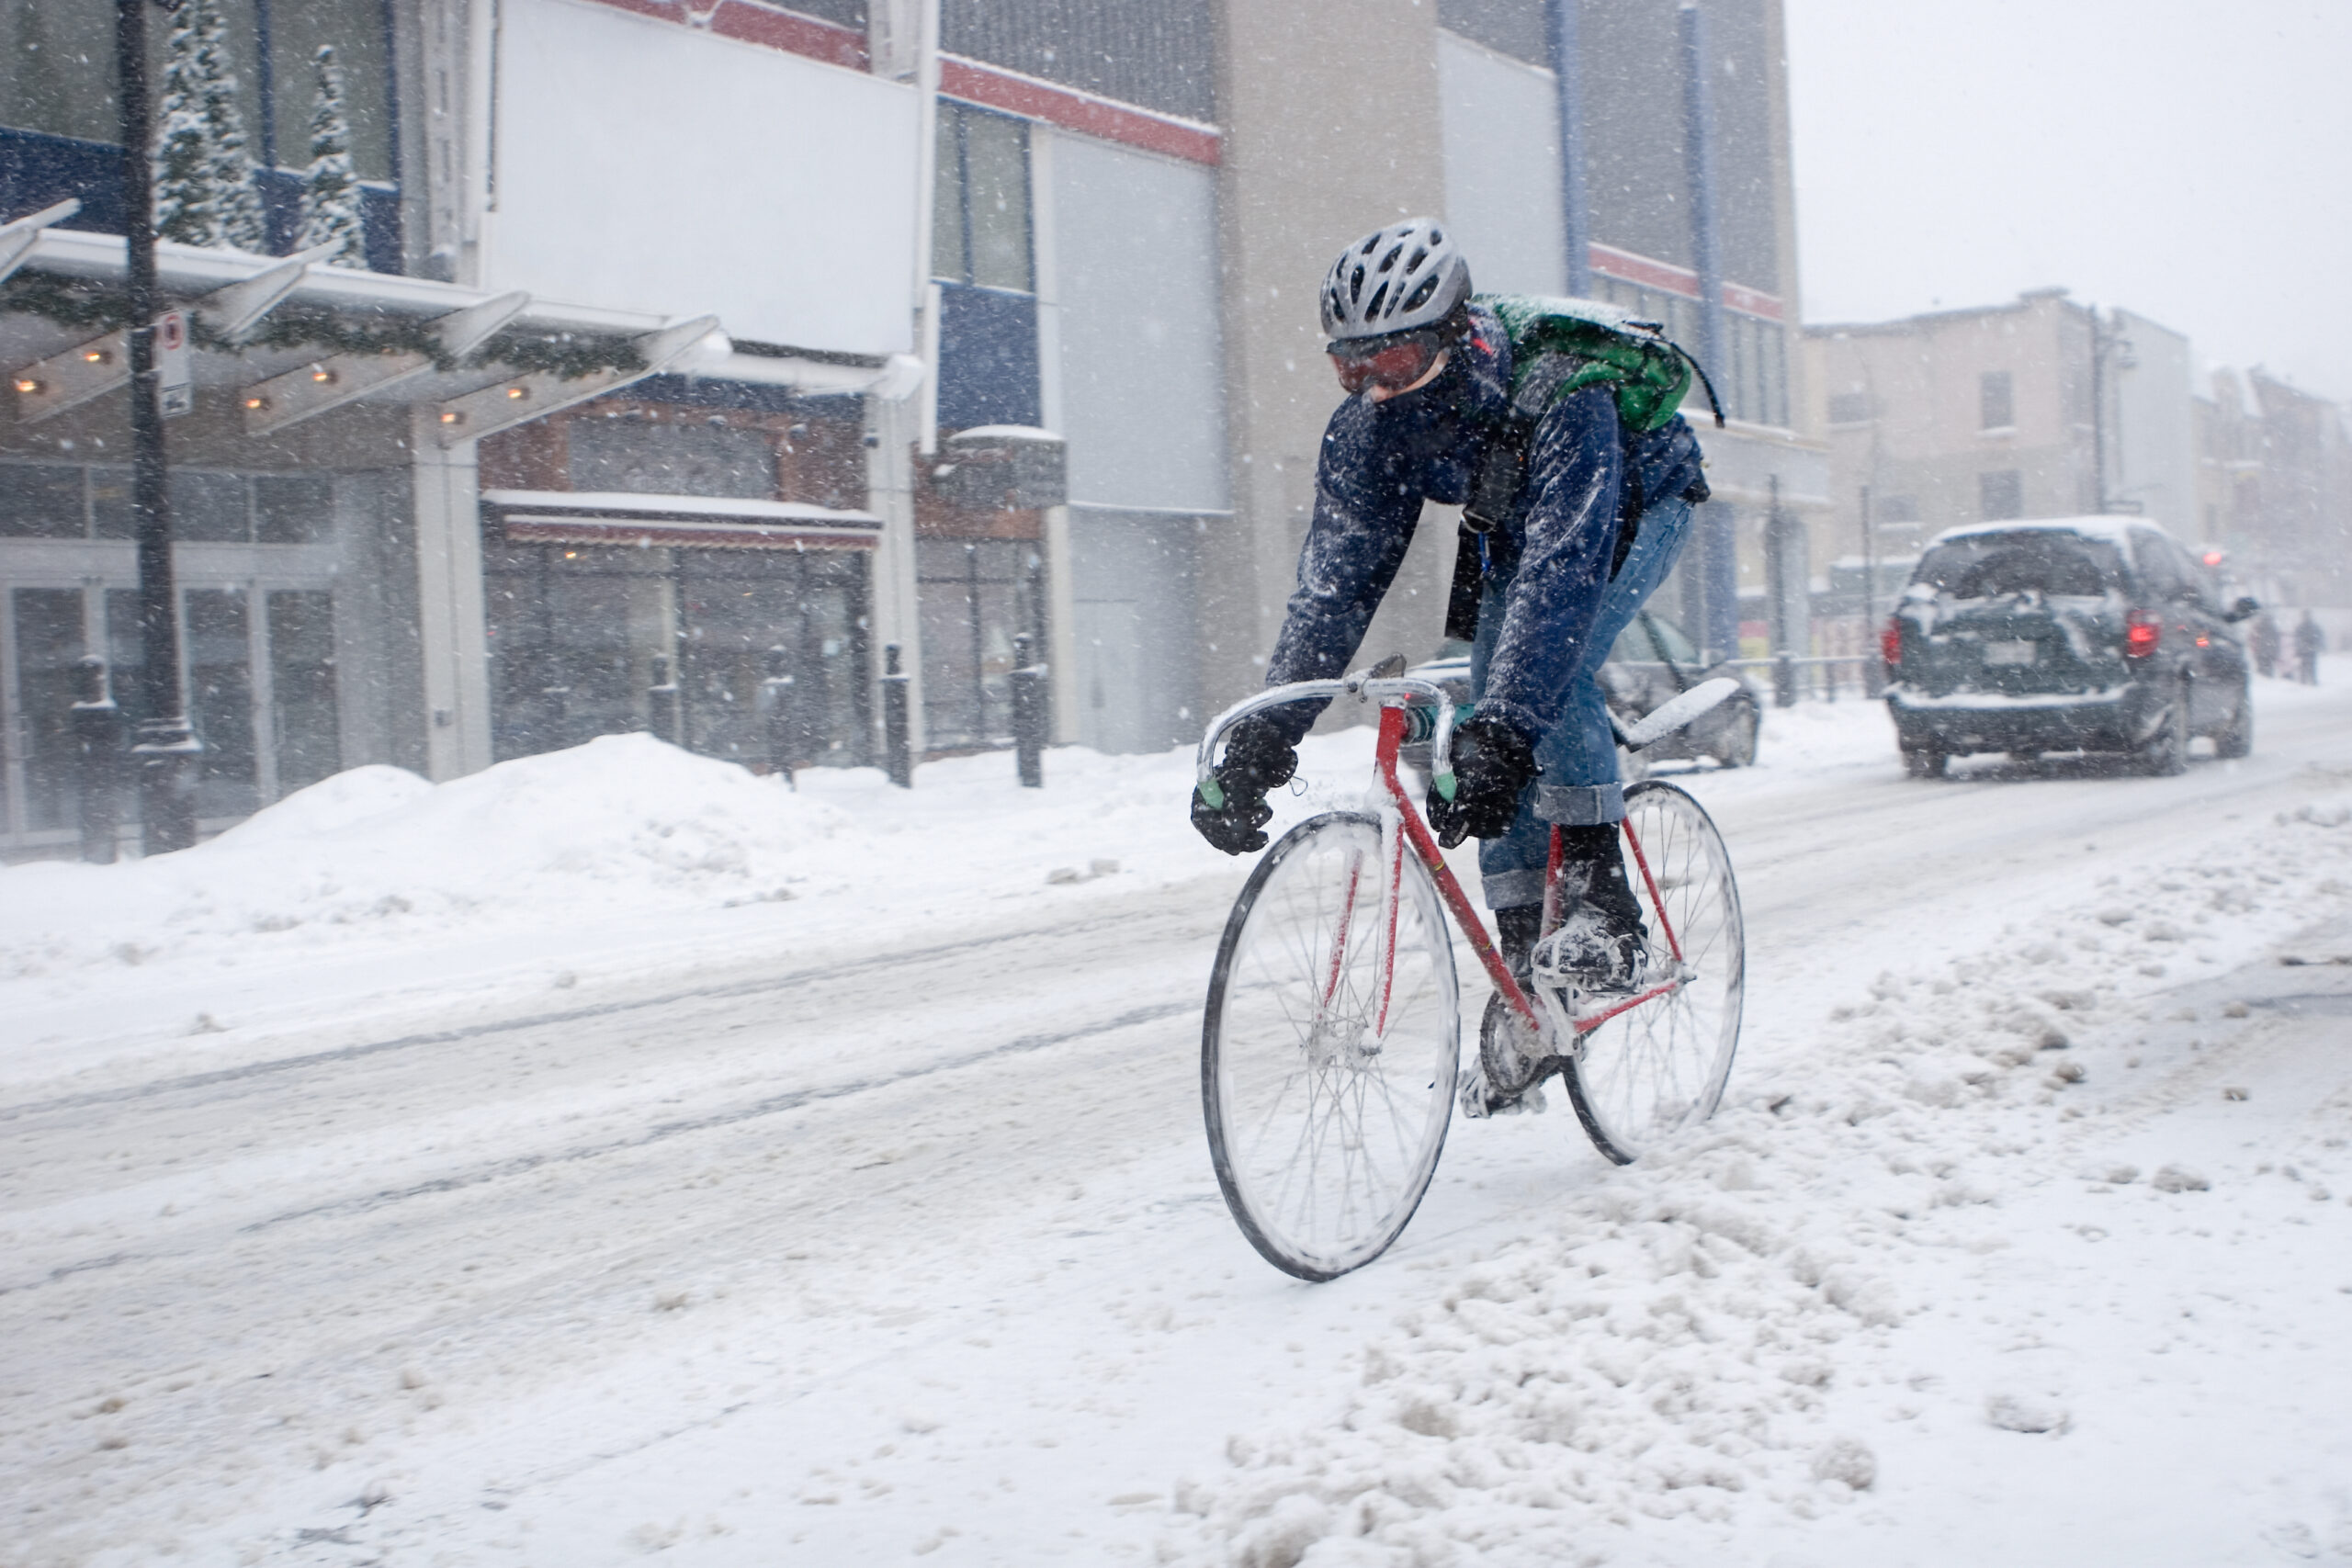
[{"left": 1912, "top": 531, "right": 2123, "bottom": 599}]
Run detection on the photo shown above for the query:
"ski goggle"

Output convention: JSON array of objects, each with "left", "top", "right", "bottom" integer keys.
[{"left": 1329, "top": 331, "right": 1444, "bottom": 396}]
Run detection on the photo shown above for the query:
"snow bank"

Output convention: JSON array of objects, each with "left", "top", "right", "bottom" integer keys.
[
  {"left": 0, "top": 728, "right": 1385, "bottom": 995},
  {"left": 1167, "top": 786, "right": 2352, "bottom": 1566},
  {"left": 0, "top": 735, "right": 851, "bottom": 980}
]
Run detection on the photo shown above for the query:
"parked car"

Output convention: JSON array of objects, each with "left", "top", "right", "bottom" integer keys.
[
  {"left": 1883, "top": 517, "right": 2257, "bottom": 778},
  {"left": 1403, "top": 609, "right": 1763, "bottom": 777}
]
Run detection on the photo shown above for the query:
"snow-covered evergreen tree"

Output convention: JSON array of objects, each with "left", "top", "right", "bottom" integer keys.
[
  {"left": 152, "top": 0, "right": 266, "bottom": 252},
  {"left": 297, "top": 45, "right": 366, "bottom": 266}
]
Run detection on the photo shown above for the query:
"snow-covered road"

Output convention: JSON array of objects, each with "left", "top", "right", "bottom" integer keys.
[{"left": 7, "top": 678, "right": 2352, "bottom": 1566}]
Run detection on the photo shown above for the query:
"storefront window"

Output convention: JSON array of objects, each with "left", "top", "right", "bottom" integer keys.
[
  {"left": 484, "top": 539, "right": 873, "bottom": 769},
  {"left": 916, "top": 537, "right": 1046, "bottom": 751}
]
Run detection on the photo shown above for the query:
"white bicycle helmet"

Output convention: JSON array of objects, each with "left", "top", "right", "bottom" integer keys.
[{"left": 1320, "top": 219, "right": 1473, "bottom": 343}]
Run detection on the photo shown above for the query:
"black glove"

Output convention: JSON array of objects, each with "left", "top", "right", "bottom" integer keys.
[
  {"left": 1192, "top": 718, "right": 1297, "bottom": 855},
  {"left": 1428, "top": 714, "right": 1537, "bottom": 848}
]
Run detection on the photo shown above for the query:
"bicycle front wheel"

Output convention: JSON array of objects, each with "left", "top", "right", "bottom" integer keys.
[
  {"left": 1563, "top": 780, "right": 1745, "bottom": 1165},
  {"left": 1204, "top": 812, "right": 1460, "bottom": 1280}
]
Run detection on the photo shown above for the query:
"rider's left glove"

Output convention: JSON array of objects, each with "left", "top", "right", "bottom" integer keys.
[
  {"left": 1192, "top": 717, "right": 1297, "bottom": 855},
  {"left": 1428, "top": 713, "right": 1537, "bottom": 848}
]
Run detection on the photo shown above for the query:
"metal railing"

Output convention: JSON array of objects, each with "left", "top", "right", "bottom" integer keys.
[{"left": 1722, "top": 652, "right": 1886, "bottom": 706}]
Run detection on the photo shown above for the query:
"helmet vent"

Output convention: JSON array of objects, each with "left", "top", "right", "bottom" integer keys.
[
  {"left": 1407, "top": 247, "right": 1428, "bottom": 273},
  {"left": 1376, "top": 243, "right": 1403, "bottom": 274},
  {"left": 1400, "top": 273, "right": 1440, "bottom": 315},
  {"left": 1349, "top": 263, "right": 1367, "bottom": 302},
  {"left": 1364, "top": 281, "right": 1391, "bottom": 319}
]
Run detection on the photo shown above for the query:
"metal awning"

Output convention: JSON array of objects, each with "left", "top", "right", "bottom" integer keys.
[
  {"left": 3, "top": 220, "right": 921, "bottom": 441},
  {"left": 483, "top": 489, "right": 883, "bottom": 551}
]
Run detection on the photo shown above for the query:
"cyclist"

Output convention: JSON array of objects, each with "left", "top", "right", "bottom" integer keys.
[{"left": 1191, "top": 220, "right": 1709, "bottom": 1102}]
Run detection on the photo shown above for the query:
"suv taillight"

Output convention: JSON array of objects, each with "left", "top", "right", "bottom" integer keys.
[
  {"left": 1881, "top": 616, "right": 1904, "bottom": 667},
  {"left": 2125, "top": 609, "right": 2161, "bottom": 658}
]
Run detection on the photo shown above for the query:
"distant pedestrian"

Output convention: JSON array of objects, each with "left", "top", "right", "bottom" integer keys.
[
  {"left": 2295, "top": 612, "right": 2324, "bottom": 684},
  {"left": 2250, "top": 612, "right": 2280, "bottom": 680}
]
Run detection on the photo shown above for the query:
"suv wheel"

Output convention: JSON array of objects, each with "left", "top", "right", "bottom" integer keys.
[
  {"left": 2214, "top": 682, "right": 2253, "bottom": 759},
  {"left": 1901, "top": 743, "right": 1947, "bottom": 779},
  {"left": 2138, "top": 680, "right": 2191, "bottom": 776}
]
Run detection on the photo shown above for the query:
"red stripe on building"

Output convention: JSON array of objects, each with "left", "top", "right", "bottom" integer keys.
[
  {"left": 707, "top": 1, "right": 867, "bottom": 70},
  {"left": 586, "top": 0, "right": 685, "bottom": 20},
  {"left": 938, "top": 60, "right": 1221, "bottom": 166},
  {"left": 570, "top": 0, "right": 1221, "bottom": 166},
  {"left": 1589, "top": 242, "right": 1782, "bottom": 322}
]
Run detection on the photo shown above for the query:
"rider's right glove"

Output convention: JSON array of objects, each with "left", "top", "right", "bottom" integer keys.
[
  {"left": 1192, "top": 717, "right": 1297, "bottom": 855},
  {"left": 1428, "top": 713, "right": 1537, "bottom": 848}
]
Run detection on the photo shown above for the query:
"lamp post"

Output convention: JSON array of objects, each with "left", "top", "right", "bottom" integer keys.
[{"left": 116, "top": 0, "right": 203, "bottom": 854}]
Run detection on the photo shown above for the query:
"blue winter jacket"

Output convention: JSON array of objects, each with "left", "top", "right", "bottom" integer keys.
[{"left": 1260, "top": 303, "right": 1706, "bottom": 745}]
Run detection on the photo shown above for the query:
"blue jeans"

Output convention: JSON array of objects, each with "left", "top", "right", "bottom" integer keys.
[{"left": 1469, "top": 494, "right": 1693, "bottom": 910}]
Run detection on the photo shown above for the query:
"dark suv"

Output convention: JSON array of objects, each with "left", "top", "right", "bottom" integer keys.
[{"left": 1883, "top": 518, "right": 2256, "bottom": 777}]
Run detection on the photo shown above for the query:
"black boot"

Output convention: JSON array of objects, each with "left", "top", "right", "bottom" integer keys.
[
  {"left": 1495, "top": 903, "right": 1543, "bottom": 984},
  {"left": 1533, "top": 824, "right": 1650, "bottom": 995}
]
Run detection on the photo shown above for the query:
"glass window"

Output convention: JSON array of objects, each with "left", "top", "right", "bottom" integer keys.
[
  {"left": 932, "top": 110, "right": 967, "bottom": 283},
  {"left": 1609, "top": 618, "right": 1659, "bottom": 664},
  {"left": 1977, "top": 469, "right": 2023, "bottom": 522},
  {"left": 11, "top": 587, "right": 89, "bottom": 832},
  {"left": 266, "top": 590, "right": 341, "bottom": 791},
  {"left": 254, "top": 475, "right": 334, "bottom": 543},
  {"left": 0, "top": 464, "right": 85, "bottom": 538},
  {"left": 90, "top": 468, "right": 134, "bottom": 539},
  {"left": 1645, "top": 613, "right": 1702, "bottom": 665},
  {"left": 170, "top": 470, "right": 251, "bottom": 541},
  {"left": 185, "top": 587, "right": 258, "bottom": 818},
  {"left": 1981, "top": 370, "right": 2014, "bottom": 430},
  {"left": 917, "top": 536, "right": 1045, "bottom": 748},
  {"left": 2131, "top": 532, "right": 2189, "bottom": 601},
  {"left": 1913, "top": 532, "right": 2123, "bottom": 599},
  {"left": 266, "top": 0, "right": 394, "bottom": 180},
  {"left": 933, "top": 102, "right": 1033, "bottom": 293},
  {"left": 567, "top": 418, "right": 777, "bottom": 499}
]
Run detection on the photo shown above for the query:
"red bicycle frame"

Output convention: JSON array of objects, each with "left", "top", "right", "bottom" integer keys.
[{"left": 1367, "top": 705, "right": 1685, "bottom": 1038}]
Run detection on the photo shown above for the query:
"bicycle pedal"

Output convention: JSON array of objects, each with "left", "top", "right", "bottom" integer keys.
[{"left": 1458, "top": 1066, "right": 1547, "bottom": 1119}]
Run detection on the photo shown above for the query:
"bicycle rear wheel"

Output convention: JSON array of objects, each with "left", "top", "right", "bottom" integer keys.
[
  {"left": 1204, "top": 812, "right": 1460, "bottom": 1280},
  {"left": 1562, "top": 780, "right": 1744, "bottom": 1165}
]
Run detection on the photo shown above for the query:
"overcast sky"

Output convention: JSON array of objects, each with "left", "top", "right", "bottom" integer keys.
[{"left": 1782, "top": 0, "right": 2352, "bottom": 403}]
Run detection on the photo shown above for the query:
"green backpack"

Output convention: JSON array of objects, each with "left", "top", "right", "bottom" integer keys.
[
  {"left": 1445, "top": 294, "right": 1722, "bottom": 642},
  {"left": 1476, "top": 291, "right": 1720, "bottom": 436}
]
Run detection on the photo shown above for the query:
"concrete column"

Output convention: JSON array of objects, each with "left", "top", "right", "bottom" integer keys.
[
  {"left": 865, "top": 390, "right": 928, "bottom": 756},
  {"left": 1210, "top": 0, "right": 1450, "bottom": 713},
  {"left": 410, "top": 411, "right": 492, "bottom": 780}
]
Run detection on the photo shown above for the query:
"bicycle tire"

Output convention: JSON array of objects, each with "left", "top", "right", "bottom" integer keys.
[
  {"left": 1562, "top": 780, "right": 1744, "bottom": 1165},
  {"left": 1203, "top": 812, "right": 1460, "bottom": 1280}
]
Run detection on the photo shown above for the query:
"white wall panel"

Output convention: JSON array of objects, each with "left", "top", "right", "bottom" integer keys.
[
  {"left": 492, "top": 0, "right": 918, "bottom": 355},
  {"left": 1046, "top": 133, "right": 1227, "bottom": 513},
  {"left": 1436, "top": 32, "right": 1567, "bottom": 299}
]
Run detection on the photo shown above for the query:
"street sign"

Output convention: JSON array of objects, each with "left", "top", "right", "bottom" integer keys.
[{"left": 155, "top": 309, "right": 192, "bottom": 418}]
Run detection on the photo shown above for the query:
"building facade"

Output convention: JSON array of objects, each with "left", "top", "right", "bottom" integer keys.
[
  {"left": 1804, "top": 289, "right": 2201, "bottom": 618},
  {"left": 2, "top": 0, "right": 1817, "bottom": 858}
]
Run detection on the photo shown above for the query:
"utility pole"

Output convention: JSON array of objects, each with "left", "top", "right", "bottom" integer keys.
[
  {"left": 1679, "top": 3, "right": 1737, "bottom": 663},
  {"left": 1544, "top": 0, "right": 1592, "bottom": 297},
  {"left": 117, "top": 0, "right": 204, "bottom": 853},
  {"left": 2088, "top": 307, "right": 2135, "bottom": 514}
]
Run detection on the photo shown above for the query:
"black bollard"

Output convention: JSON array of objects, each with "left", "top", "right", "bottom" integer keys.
[
  {"left": 648, "top": 655, "right": 682, "bottom": 747},
  {"left": 760, "top": 645, "right": 797, "bottom": 787},
  {"left": 1771, "top": 649, "right": 1796, "bottom": 709},
  {"left": 881, "top": 642, "right": 912, "bottom": 788},
  {"left": 1010, "top": 633, "right": 1046, "bottom": 787},
  {"left": 70, "top": 656, "right": 125, "bottom": 864}
]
